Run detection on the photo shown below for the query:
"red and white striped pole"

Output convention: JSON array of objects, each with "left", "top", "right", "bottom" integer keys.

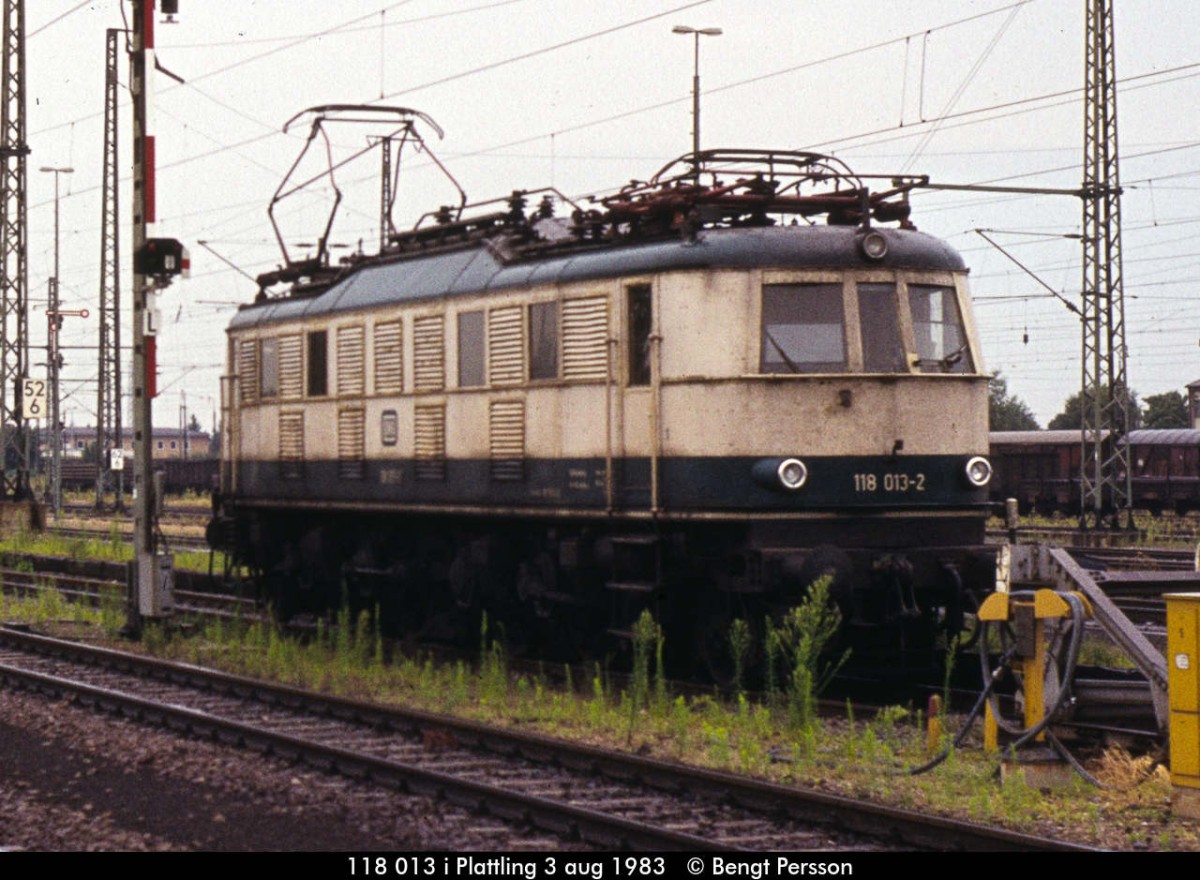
[{"left": 130, "top": 0, "right": 170, "bottom": 627}]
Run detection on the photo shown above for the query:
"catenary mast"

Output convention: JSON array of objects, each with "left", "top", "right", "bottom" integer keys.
[
  {"left": 0, "top": 0, "right": 29, "bottom": 500},
  {"left": 1079, "top": 0, "right": 1131, "bottom": 528}
]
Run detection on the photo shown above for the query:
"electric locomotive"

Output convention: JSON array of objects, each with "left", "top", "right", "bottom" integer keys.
[{"left": 211, "top": 112, "right": 995, "bottom": 673}]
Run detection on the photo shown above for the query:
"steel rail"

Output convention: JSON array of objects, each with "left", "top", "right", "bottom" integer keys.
[
  {"left": 0, "top": 565, "right": 256, "bottom": 620},
  {"left": 0, "top": 625, "right": 1100, "bottom": 852}
]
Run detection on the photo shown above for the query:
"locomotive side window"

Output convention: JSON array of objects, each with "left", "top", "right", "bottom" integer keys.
[
  {"left": 627, "top": 284, "right": 652, "bottom": 386},
  {"left": 260, "top": 337, "right": 279, "bottom": 399},
  {"left": 307, "top": 330, "right": 328, "bottom": 397},
  {"left": 910, "top": 285, "right": 972, "bottom": 373},
  {"left": 857, "top": 283, "right": 905, "bottom": 373},
  {"left": 760, "top": 283, "right": 846, "bottom": 373},
  {"left": 529, "top": 301, "right": 559, "bottom": 381},
  {"left": 458, "top": 310, "right": 485, "bottom": 388}
]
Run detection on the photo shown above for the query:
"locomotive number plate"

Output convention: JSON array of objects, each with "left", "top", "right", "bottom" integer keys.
[{"left": 852, "top": 472, "right": 926, "bottom": 493}]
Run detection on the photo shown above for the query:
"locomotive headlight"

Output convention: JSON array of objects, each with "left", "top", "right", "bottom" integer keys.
[
  {"left": 777, "top": 458, "right": 809, "bottom": 491},
  {"left": 858, "top": 230, "right": 889, "bottom": 261},
  {"left": 964, "top": 455, "right": 993, "bottom": 488},
  {"left": 751, "top": 457, "right": 810, "bottom": 492}
]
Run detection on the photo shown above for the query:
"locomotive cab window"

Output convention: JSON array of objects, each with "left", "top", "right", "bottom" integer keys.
[
  {"left": 760, "top": 283, "right": 846, "bottom": 373},
  {"left": 910, "top": 285, "right": 972, "bottom": 373},
  {"left": 307, "top": 330, "right": 328, "bottom": 396},
  {"left": 529, "top": 301, "right": 559, "bottom": 381},
  {"left": 857, "top": 283, "right": 905, "bottom": 373}
]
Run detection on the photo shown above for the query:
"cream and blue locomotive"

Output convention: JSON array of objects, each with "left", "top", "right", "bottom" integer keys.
[{"left": 212, "top": 146, "right": 995, "bottom": 672}]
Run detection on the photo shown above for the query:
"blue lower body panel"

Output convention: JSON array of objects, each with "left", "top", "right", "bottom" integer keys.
[{"left": 230, "top": 453, "right": 991, "bottom": 513}]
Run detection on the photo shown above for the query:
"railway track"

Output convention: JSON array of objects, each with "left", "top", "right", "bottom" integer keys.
[
  {"left": 0, "top": 565, "right": 258, "bottom": 621},
  {"left": 46, "top": 524, "right": 209, "bottom": 552},
  {"left": 0, "top": 625, "right": 1094, "bottom": 852},
  {"left": 989, "top": 523, "right": 1200, "bottom": 550},
  {"left": 61, "top": 501, "right": 210, "bottom": 520}
]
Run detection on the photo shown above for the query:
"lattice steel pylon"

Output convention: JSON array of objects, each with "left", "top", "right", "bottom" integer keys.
[
  {"left": 1079, "top": 0, "right": 1131, "bottom": 528},
  {"left": 0, "top": 0, "right": 29, "bottom": 500},
  {"left": 96, "top": 28, "right": 122, "bottom": 509}
]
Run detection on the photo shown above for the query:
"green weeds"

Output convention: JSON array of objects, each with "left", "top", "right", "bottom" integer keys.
[
  {"left": 767, "top": 575, "right": 850, "bottom": 733},
  {"left": 0, "top": 577, "right": 1183, "bottom": 851}
]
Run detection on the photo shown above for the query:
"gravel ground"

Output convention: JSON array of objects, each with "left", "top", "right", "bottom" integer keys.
[{"left": 0, "top": 686, "right": 586, "bottom": 852}]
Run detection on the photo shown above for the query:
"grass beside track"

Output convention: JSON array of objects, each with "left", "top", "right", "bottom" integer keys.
[
  {"left": 0, "top": 580, "right": 1192, "bottom": 852},
  {"left": 0, "top": 530, "right": 220, "bottom": 573}
]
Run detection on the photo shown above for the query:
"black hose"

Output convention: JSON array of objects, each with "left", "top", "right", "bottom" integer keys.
[
  {"left": 906, "top": 643, "right": 1017, "bottom": 775},
  {"left": 971, "top": 591, "right": 1099, "bottom": 784}
]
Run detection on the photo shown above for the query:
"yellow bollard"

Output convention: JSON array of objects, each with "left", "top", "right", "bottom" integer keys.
[
  {"left": 984, "top": 699, "right": 998, "bottom": 752},
  {"left": 926, "top": 694, "right": 942, "bottom": 754}
]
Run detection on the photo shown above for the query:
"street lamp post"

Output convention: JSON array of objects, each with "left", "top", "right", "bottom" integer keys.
[
  {"left": 672, "top": 25, "right": 722, "bottom": 167},
  {"left": 40, "top": 165, "right": 73, "bottom": 518}
]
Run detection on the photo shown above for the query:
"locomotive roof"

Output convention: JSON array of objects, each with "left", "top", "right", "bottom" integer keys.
[{"left": 230, "top": 223, "right": 966, "bottom": 331}]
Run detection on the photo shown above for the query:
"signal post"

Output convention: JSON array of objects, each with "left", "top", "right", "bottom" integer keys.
[{"left": 128, "top": 0, "right": 187, "bottom": 632}]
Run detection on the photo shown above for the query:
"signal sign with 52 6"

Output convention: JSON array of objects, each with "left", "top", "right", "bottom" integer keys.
[{"left": 20, "top": 377, "right": 46, "bottom": 419}]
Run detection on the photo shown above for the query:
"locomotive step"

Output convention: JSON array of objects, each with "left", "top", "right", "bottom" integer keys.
[
  {"left": 604, "top": 580, "right": 658, "bottom": 594},
  {"left": 610, "top": 535, "right": 660, "bottom": 546}
]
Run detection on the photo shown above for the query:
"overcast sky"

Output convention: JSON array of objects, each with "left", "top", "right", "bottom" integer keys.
[{"left": 22, "top": 0, "right": 1200, "bottom": 430}]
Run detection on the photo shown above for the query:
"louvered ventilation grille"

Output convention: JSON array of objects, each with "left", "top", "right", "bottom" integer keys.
[
  {"left": 338, "top": 407, "right": 365, "bottom": 479},
  {"left": 237, "top": 339, "right": 258, "bottom": 404},
  {"left": 374, "top": 320, "right": 403, "bottom": 394},
  {"left": 489, "top": 400, "right": 525, "bottom": 482},
  {"left": 414, "top": 404, "right": 446, "bottom": 480},
  {"left": 278, "top": 335, "right": 303, "bottom": 399},
  {"left": 413, "top": 315, "right": 445, "bottom": 391},
  {"left": 278, "top": 411, "right": 304, "bottom": 479},
  {"left": 562, "top": 296, "right": 609, "bottom": 380},
  {"left": 487, "top": 305, "right": 524, "bottom": 386},
  {"left": 337, "top": 326, "right": 366, "bottom": 397}
]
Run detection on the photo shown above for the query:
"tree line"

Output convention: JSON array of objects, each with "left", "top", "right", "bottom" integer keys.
[{"left": 989, "top": 374, "right": 1190, "bottom": 432}]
